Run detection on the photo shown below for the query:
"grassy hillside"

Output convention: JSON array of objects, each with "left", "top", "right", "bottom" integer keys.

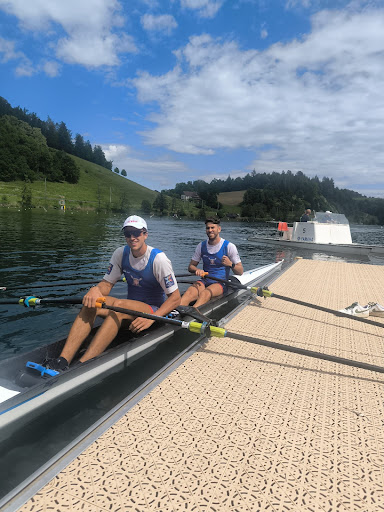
[
  {"left": 0, "top": 155, "right": 157, "bottom": 211},
  {"left": 218, "top": 190, "right": 245, "bottom": 206}
]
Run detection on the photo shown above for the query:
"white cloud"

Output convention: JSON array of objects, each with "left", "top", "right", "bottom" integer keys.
[
  {"left": 132, "top": 9, "right": 384, "bottom": 194},
  {"left": 15, "top": 61, "right": 34, "bottom": 76},
  {"left": 102, "top": 144, "right": 191, "bottom": 189},
  {"left": 0, "top": 0, "right": 137, "bottom": 67},
  {"left": 42, "top": 60, "right": 60, "bottom": 77},
  {"left": 56, "top": 32, "right": 136, "bottom": 67},
  {"left": 180, "top": 0, "right": 224, "bottom": 18},
  {"left": 141, "top": 14, "right": 178, "bottom": 34},
  {"left": 0, "top": 36, "right": 24, "bottom": 62},
  {"left": 285, "top": 0, "right": 312, "bottom": 8}
]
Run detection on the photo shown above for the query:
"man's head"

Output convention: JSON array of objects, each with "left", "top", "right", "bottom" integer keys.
[
  {"left": 305, "top": 209, "right": 311, "bottom": 215},
  {"left": 205, "top": 216, "right": 221, "bottom": 241},
  {"left": 122, "top": 215, "right": 148, "bottom": 250}
]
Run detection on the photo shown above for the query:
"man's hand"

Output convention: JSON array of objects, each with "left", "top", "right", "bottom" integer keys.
[
  {"left": 221, "top": 255, "right": 233, "bottom": 267},
  {"left": 195, "top": 268, "right": 206, "bottom": 277},
  {"left": 82, "top": 286, "right": 103, "bottom": 309},
  {"left": 129, "top": 317, "right": 155, "bottom": 333}
]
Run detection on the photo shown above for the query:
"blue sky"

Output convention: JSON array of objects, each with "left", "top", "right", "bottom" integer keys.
[{"left": 1, "top": 0, "right": 384, "bottom": 197}]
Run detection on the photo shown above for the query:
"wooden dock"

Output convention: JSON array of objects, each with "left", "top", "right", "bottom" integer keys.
[{"left": 15, "top": 259, "right": 384, "bottom": 511}]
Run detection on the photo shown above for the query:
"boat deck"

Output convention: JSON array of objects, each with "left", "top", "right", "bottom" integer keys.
[{"left": 16, "top": 259, "right": 384, "bottom": 511}]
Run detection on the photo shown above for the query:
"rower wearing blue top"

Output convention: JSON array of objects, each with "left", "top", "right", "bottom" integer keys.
[
  {"left": 122, "top": 246, "right": 165, "bottom": 307},
  {"left": 180, "top": 216, "right": 243, "bottom": 309},
  {"left": 44, "top": 215, "right": 180, "bottom": 371}
]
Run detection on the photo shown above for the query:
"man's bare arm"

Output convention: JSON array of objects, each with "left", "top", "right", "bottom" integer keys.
[
  {"left": 82, "top": 280, "right": 114, "bottom": 308},
  {"left": 188, "top": 259, "right": 206, "bottom": 277}
]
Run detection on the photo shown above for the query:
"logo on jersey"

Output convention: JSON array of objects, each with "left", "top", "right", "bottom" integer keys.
[
  {"left": 106, "top": 263, "right": 113, "bottom": 275},
  {"left": 131, "top": 275, "right": 142, "bottom": 286},
  {"left": 124, "top": 272, "right": 142, "bottom": 286},
  {"left": 164, "top": 274, "right": 175, "bottom": 288},
  {"left": 209, "top": 258, "right": 217, "bottom": 265}
]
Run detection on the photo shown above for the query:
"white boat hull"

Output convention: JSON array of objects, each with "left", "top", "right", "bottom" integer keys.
[{"left": 248, "top": 236, "right": 384, "bottom": 257}]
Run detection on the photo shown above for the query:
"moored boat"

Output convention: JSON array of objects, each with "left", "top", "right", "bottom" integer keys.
[
  {"left": 0, "top": 261, "right": 283, "bottom": 431},
  {"left": 249, "top": 212, "right": 384, "bottom": 256}
]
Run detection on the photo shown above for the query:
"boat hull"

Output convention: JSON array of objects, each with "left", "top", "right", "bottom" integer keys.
[
  {"left": 248, "top": 236, "right": 384, "bottom": 256},
  {"left": 0, "top": 261, "right": 283, "bottom": 430}
]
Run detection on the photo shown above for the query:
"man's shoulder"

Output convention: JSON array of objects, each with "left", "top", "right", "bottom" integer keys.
[
  {"left": 112, "top": 246, "right": 125, "bottom": 259},
  {"left": 151, "top": 247, "right": 169, "bottom": 263}
]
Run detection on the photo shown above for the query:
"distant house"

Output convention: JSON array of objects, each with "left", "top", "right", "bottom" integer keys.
[{"left": 181, "top": 191, "right": 201, "bottom": 202}]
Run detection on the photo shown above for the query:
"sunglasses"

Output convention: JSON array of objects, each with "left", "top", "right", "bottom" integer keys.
[{"left": 124, "top": 229, "right": 146, "bottom": 238}]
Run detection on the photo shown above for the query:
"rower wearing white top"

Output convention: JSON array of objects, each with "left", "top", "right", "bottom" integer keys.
[
  {"left": 180, "top": 216, "right": 244, "bottom": 309},
  {"left": 44, "top": 215, "right": 181, "bottom": 370}
]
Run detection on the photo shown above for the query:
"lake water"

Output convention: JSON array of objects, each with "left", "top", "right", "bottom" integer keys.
[{"left": 1, "top": 209, "right": 384, "bottom": 500}]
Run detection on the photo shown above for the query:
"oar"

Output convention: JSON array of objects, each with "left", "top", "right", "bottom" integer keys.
[
  {"left": 201, "top": 273, "right": 384, "bottom": 329},
  {"left": 0, "top": 281, "right": 98, "bottom": 292},
  {"left": 0, "top": 275, "right": 196, "bottom": 292},
  {"left": 94, "top": 300, "right": 384, "bottom": 374},
  {"left": 0, "top": 297, "right": 84, "bottom": 306}
]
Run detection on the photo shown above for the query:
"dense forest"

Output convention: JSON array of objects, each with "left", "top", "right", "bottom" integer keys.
[
  {"left": 0, "top": 115, "right": 80, "bottom": 183},
  {"left": 165, "top": 171, "right": 384, "bottom": 225},
  {"left": 0, "top": 96, "right": 112, "bottom": 176}
]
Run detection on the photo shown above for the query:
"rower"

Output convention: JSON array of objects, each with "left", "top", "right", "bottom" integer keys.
[
  {"left": 180, "top": 216, "right": 243, "bottom": 309},
  {"left": 44, "top": 215, "right": 181, "bottom": 370}
]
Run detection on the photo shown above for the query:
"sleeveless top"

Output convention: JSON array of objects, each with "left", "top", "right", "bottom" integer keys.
[
  {"left": 201, "top": 239, "right": 229, "bottom": 285},
  {"left": 122, "top": 246, "right": 166, "bottom": 307}
]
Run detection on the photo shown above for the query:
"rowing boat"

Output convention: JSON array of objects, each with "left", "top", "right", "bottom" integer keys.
[{"left": 0, "top": 261, "right": 283, "bottom": 431}]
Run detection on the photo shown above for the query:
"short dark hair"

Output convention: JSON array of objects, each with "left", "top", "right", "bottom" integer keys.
[{"left": 205, "top": 216, "right": 220, "bottom": 225}]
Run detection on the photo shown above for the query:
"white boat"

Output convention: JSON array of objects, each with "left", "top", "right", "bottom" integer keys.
[
  {"left": 0, "top": 261, "right": 283, "bottom": 431},
  {"left": 249, "top": 212, "right": 384, "bottom": 256}
]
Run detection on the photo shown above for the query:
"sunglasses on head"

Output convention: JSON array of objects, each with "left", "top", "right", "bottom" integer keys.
[{"left": 123, "top": 228, "right": 145, "bottom": 238}]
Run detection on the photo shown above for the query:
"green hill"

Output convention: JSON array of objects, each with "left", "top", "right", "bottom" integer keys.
[
  {"left": 0, "top": 155, "right": 157, "bottom": 211},
  {"left": 217, "top": 190, "right": 245, "bottom": 206}
]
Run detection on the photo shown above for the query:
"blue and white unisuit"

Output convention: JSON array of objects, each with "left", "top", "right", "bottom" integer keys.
[
  {"left": 122, "top": 246, "right": 166, "bottom": 308},
  {"left": 201, "top": 239, "right": 230, "bottom": 287}
]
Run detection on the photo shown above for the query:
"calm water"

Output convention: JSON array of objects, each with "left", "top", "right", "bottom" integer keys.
[{"left": 1, "top": 209, "right": 384, "bottom": 499}]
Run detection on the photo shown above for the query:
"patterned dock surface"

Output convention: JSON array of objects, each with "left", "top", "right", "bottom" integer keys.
[{"left": 19, "top": 259, "right": 384, "bottom": 511}]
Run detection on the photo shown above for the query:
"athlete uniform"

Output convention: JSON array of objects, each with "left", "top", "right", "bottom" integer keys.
[
  {"left": 103, "top": 245, "right": 178, "bottom": 311},
  {"left": 192, "top": 238, "right": 241, "bottom": 292}
]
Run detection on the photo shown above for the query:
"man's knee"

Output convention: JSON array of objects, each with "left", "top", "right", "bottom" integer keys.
[{"left": 193, "top": 281, "right": 205, "bottom": 295}]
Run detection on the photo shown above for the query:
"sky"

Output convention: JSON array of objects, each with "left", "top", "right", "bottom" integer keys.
[{"left": 1, "top": 0, "right": 384, "bottom": 197}]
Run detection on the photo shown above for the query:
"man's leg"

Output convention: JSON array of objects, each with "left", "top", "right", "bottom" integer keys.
[
  {"left": 180, "top": 282, "right": 204, "bottom": 306},
  {"left": 60, "top": 296, "right": 115, "bottom": 364},
  {"left": 193, "top": 283, "right": 224, "bottom": 308},
  {"left": 78, "top": 299, "right": 153, "bottom": 362}
]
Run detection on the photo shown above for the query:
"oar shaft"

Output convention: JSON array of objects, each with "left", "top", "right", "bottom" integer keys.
[
  {"left": 0, "top": 281, "right": 99, "bottom": 292},
  {"left": 269, "top": 292, "right": 384, "bottom": 329},
  {"left": 206, "top": 273, "right": 384, "bottom": 329},
  {"left": 0, "top": 297, "right": 84, "bottom": 305},
  {"left": 38, "top": 298, "right": 84, "bottom": 305},
  {"left": 100, "top": 303, "right": 184, "bottom": 326},
  {"left": 225, "top": 330, "right": 384, "bottom": 374},
  {"left": 202, "top": 274, "right": 248, "bottom": 290}
]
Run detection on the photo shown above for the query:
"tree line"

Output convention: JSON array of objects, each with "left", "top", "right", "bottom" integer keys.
[
  {"left": 0, "top": 115, "right": 80, "bottom": 183},
  {"left": 0, "top": 96, "right": 112, "bottom": 171},
  {"left": 165, "top": 171, "right": 384, "bottom": 224}
]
